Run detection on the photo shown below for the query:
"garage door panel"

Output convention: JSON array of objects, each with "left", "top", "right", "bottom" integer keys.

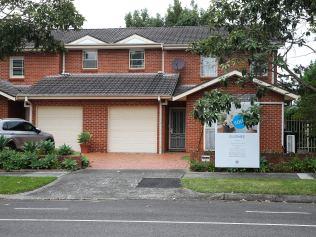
[
  {"left": 37, "top": 106, "right": 83, "bottom": 151},
  {"left": 108, "top": 106, "right": 157, "bottom": 153}
]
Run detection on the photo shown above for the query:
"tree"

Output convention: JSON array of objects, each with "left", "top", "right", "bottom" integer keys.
[
  {"left": 190, "top": 0, "right": 316, "bottom": 93},
  {"left": 0, "top": 0, "right": 85, "bottom": 59},
  {"left": 125, "top": 9, "right": 164, "bottom": 27},
  {"left": 192, "top": 90, "right": 260, "bottom": 152},
  {"left": 288, "top": 62, "right": 316, "bottom": 135},
  {"left": 124, "top": 0, "right": 209, "bottom": 27}
]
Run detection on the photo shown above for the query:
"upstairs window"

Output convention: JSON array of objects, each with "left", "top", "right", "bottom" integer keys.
[
  {"left": 200, "top": 56, "right": 218, "bottom": 77},
  {"left": 250, "top": 61, "right": 269, "bottom": 76},
  {"left": 129, "top": 50, "right": 145, "bottom": 69},
  {"left": 10, "top": 56, "right": 24, "bottom": 78},
  {"left": 83, "top": 50, "right": 98, "bottom": 69}
]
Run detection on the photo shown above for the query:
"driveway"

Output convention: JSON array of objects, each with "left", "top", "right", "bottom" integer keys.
[
  {"left": 14, "top": 169, "right": 200, "bottom": 200},
  {"left": 87, "top": 152, "right": 189, "bottom": 170}
]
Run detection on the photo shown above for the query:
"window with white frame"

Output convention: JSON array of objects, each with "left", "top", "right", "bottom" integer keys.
[
  {"left": 10, "top": 56, "right": 24, "bottom": 78},
  {"left": 200, "top": 56, "right": 218, "bottom": 77},
  {"left": 129, "top": 50, "right": 145, "bottom": 69},
  {"left": 204, "top": 122, "right": 216, "bottom": 151},
  {"left": 250, "top": 61, "right": 268, "bottom": 76},
  {"left": 82, "top": 50, "right": 98, "bottom": 69}
]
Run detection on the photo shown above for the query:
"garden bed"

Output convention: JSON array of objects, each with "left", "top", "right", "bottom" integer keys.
[
  {"left": 0, "top": 140, "right": 90, "bottom": 172},
  {"left": 188, "top": 153, "right": 316, "bottom": 173}
]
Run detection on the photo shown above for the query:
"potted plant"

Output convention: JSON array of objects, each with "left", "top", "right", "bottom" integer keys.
[{"left": 78, "top": 131, "right": 92, "bottom": 153}]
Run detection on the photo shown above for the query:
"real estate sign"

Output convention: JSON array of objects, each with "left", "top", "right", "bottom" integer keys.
[{"left": 215, "top": 102, "right": 260, "bottom": 168}]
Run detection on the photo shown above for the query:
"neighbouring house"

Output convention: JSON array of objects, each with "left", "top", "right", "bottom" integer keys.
[{"left": 0, "top": 26, "right": 298, "bottom": 153}]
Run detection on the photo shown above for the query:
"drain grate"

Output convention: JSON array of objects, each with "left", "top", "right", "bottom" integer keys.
[{"left": 137, "top": 178, "right": 181, "bottom": 188}]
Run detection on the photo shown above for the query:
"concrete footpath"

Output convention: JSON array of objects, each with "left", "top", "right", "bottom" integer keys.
[{"left": 0, "top": 170, "right": 315, "bottom": 203}]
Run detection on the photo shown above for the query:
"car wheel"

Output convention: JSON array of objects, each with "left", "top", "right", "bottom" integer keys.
[{"left": 46, "top": 138, "right": 55, "bottom": 146}]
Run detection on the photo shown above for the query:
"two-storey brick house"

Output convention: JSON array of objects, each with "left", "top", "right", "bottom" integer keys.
[{"left": 0, "top": 26, "right": 298, "bottom": 153}]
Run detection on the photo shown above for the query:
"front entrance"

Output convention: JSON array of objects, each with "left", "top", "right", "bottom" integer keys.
[{"left": 169, "top": 108, "right": 186, "bottom": 151}]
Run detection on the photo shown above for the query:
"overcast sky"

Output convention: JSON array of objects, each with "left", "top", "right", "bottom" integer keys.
[{"left": 73, "top": 0, "right": 315, "bottom": 67}]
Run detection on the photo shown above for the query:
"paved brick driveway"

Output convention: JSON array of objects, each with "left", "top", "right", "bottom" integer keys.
[{"left": 86, "top": 152, "right": 189, "bottom": 170}]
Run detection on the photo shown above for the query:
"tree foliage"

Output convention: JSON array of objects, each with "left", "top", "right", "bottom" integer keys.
[
  {"left": 190, "top": 0, "right": 316, "bottom": 92},
  {"left": 0, "top": 0, "right": 85, "bottom": 58},
  {"left": 290, "top": 62, "right": 316, "bottom": 135},
  {"left": 192, "top": 90, "right": 241, "bottom": 126},
  {"left": 125, "top": 0, "right": 209, "bottom": 27}
]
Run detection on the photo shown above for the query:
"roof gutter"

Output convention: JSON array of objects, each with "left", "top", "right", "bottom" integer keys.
[
  {"left": 0, "top": 91, "right": 16, "bottom": 101},
  {"left": 15, "top": 95, "right": 172, "bottom": 100},
  {"left": 64, "top": 43, "right": 189, "bottom": 50}
]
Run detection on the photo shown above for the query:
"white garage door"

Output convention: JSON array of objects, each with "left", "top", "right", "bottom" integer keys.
[
  {"left": 108, "top": 106, "right": 157, "bottom": 153},
  {"left": 37, "top": 106, "right": 83, "bottom": 151}
]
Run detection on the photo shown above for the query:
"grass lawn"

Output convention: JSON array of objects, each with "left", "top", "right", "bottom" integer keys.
[
  {"left": 0, "top": 176, "right": 57, "bottom": 194},
  {"left": 182, "top": 178, "right": 316, "bottom": 196}
]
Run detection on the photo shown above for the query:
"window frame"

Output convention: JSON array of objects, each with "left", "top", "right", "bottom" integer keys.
[
  {"left": 204, "top": 122, "right": 216, "bottom": 151},
  {"left": 250, "top": 61, "right": 269, "bottom": 77},
  {"left": 129, "top": 49, "right": 145, "bottom": 69},
  {"left": 10, "top": 56, "right": 25, "bottom": 79},
  {"left": 200, "top": 55, "right": 218, "bottom": 78},
  {"left": 82, "top": 50, "right": 98, "bottom": 69}
]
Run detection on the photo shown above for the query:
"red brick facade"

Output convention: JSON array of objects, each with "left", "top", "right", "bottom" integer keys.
[
  {"left": 0, "top": 52, "right": 61, "bottom": 85},
  {"left": 0, "top": 47, "right": 285, "bottom": 154}
]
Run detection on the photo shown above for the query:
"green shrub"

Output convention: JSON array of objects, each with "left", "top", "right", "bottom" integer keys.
[
  {"left": 30, "top": 153, "right": 59, "bottom": 169},
  {"left": 259, "top": 157, "right": 270, "bottom": 173},
  {"left": 2, "top": 151, "right": 28, "bottom": 171},
  {"left": 58, "top": 144, "right": 73, "bottom": 156},
  {"left": 37, "top": 140, "right": 55, "bottom": 155},
  {"left": 270, "top": 162, "right": 292, "bottom": 173},
  {"left": 190, "top": 160, "right": 214, "bottom": 172},
  {"left": 305, "top": 158, "right": 316, "bottom": 173},
  {"left": 81, "top": 156, "right": 89, "bottom": 169},
  {"left": 62, "top": 158, "right": 78, "bottom": 171},
  {"left": 0, "top": 135, "right": 9, "bottom": 151},
  {"left": 23, "top": 141, "right": 38, "bottom": 153},
  {"left": 77, "top": 131, "right": 92, "bottom": 144}
]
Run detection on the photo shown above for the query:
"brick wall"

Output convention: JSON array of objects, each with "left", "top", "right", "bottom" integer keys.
[
  {"left": 31, "top": 99, "right": 160, "bottom": 152},
  {"left": 0, "top": 97, "right": 9, "bottom": 118},
  {"left": 65, "top": 49, "right": 162, "bottom": 73},
  {"left": 0, "top": 52, "right": 61, "bottom": 85},
  {"left": 185, "top": 79, "right": 284, "bottom": 153}
]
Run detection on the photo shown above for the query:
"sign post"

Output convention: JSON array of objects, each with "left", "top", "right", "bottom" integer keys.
[{"left": 215, "top": 102, "right": 260, "bottom": 168}]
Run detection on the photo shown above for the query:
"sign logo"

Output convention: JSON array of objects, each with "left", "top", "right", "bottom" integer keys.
[{"left": 232, "top": 114, "right": 245, "bottom": 129}]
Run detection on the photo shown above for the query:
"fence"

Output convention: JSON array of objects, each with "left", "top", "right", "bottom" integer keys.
[{"left": 285, "top": 119, "right": 316, "bottom": 152}]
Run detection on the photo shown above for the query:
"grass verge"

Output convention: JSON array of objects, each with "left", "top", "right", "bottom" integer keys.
[
  {"left": 181, "top": 178, "right": 316, "bottom": 196},
  {"left": 0, "top": 176, "right": 57, "bottom": 194}
]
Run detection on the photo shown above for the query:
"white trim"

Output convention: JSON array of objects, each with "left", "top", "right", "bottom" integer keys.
[
  {"left": 9, "top": 56, "right": 24, "bottom": 79},
  {"left": 161, "top": 44, "right": 165, "bottom": 72},
  {"left": 0, "top": 91, "right": 16, "bottom": 101},
  {"left": 253, "top": 78, "right": 299, "bottom": 100},
  {"left": 158, "top": 97, "right": 162, "bottom": 154},
  {"left": 172, "top": 70, "right": 240, "bottom": 101},
  {"left": 282, "top": 102, "right": 284, "bottom": 146},
  {"left": 64, "top": 43, "right": 189, "bottom": 50},
  {"left": 129, "top": 49, "right": 145, "bottom": 70},
  {"left": 68, "top": 35, "right": 106, "bottom": 45},
  {"left": 62, "top": 52, "right": 66, "bottom": 74},
  {"left": 116, "top": 34, "right": 156, "bottom": 44},
  {"left": 172, "top": 70, "right": 299, "bottom": 101},
  {"left": 82, "top": 50, "right": 98, "bottom": 69},
  {"left": 16, "top": 96, "right": 171, "bottom": 100}
]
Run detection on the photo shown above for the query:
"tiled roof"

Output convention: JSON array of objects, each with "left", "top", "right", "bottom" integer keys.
[
  {"left": 52, "top": 26, "right": 211, "bottom": 44},
  {"left": 20, "top": 73, "right": 179, "bottom": 97},
  {"left": 0, "top": 79, "right": 23, "bottom": 96}
]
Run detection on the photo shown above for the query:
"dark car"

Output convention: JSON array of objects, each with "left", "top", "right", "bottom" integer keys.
[{"left": 0, "top": 118, "right": 54, "bottom": 150}]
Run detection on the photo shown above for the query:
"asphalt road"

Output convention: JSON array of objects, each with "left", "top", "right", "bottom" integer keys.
[{"left": 0, "top": 199, "right": 315, "bottom": 237}]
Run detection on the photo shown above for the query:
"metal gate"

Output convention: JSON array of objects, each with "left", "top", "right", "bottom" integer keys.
[{"left": 285, "top": 119, "right": 316, "bottom": 152}]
